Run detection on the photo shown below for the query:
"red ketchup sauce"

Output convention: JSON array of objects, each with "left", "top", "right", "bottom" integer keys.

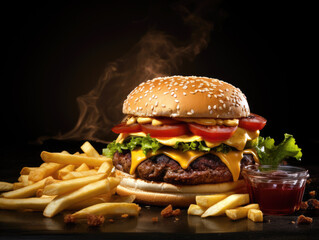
[{"left": 242, "top": 165, "right": 308, "bottom": 215}]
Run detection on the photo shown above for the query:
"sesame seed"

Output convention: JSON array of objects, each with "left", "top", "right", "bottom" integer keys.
[
  {"left": 175, "top": 99, "right": 179, "bottom": 103},
  {"left": 208, "top": 105, "right": 212, "bottom": 110},
  {"left": 163, "top": 92, "right": 169, "bottom": 95},
  {"left": 145, "top": 102, "right": 148, "bottom": 106},
  {"left": 213, "top": 105, "right": 217, "bottom": 109},
  {"left": 162, "top": 104, "right": 166, "bottom": 108},
  {"left": 183, "top": 92, "right": 187, "bottom": 96},
  {"left": 155, "top": 101, "right": 158, "bottom": 107},
  {"left": 209, "top": 110, "right": 213, "bottom": 114},
  {"left": 176, "top": 104, "right": 180, "bottom": 110},
  {"left": 208, "top": 94, "right": 212, "bottom": 98},
  {"left": 219, "top": 99, "right": 224, "bottom": 103},
  {"left": 171, "top": 92, "right": 174, "bottom": 96},
  {"left": 174, "top": 94, "right": 177, "bottom": 98},
  {"left": 219, "top": 106, "right": 223, "bottom": 110},
  {"left": 151, "top": 105, "right": 154, "bottom": 110},
  {"left": 182, "top": 86, "right": 188, "bottom": 89}
]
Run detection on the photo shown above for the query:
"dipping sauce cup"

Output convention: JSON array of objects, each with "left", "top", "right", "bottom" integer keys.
[{"left": 242, "top": 165, "right": 309, "bottom": 215}]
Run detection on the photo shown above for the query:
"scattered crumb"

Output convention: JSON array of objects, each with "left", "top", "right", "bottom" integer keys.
[
  {"left": 161, "top": 204, "right": 173, "bottom": 218},
  {"left": 172, "top": 209, "right": 181, "bottom": 216},
  {"left": 306, "top": 179, "right": 312, "bottom": 185},
  {"left": 152, "top": 217, "right": 159, "bottom": 223},
  {"left": 64, "top": 214, "right": 75, "bottom": 224},
  {"left": 108, "top": 218, "right": 114, "bottom": 223},
  {"left": 300, "top": 201, "right": 308, "bottom": 210},
  {"left": 87, "top": 215, "right": 105, "bottom": 227},
  {"left": 309, "top": 191, "right": 316, "bottom": 198},
  {"left": 291, "top": 221, "right": 296, "bottom": 224},
  {"left": 161, "top": 204, "right": 181, "bottom": 218},
  {"left": 297, "top": 215, "right": 313, "bottom": 225},
  {"left": 121, "top": 214, "right": 129, "bottom": 218},
  {"left": 307, "top": 199, "right": 319, "bottom": 210}
]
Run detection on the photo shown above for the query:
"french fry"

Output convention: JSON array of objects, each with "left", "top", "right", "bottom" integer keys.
[
  {"left": 28, "top": 163, "right": 63, "bottom": 182},
  {"left": 41, "top": 151, "right": 111, "bottom": 167},
  {"left": 248, "top": 209, "right": 263, "bottom": 222},
  {"left": 196, "top": 193, "right": 230, "bottom": 208},
  {"left": 0, "top": 196, "right": 55, "bottom": 211},
  {"left": 57, "top": 164, "right": 75, "bottom": 179},
  {"left": 0, "top": 182, "right": 13, "bottom": 192},
  {"left": 36, "top": 188, "right": 44, "bottom": 197},
  {"left": 44, "top": 177, "right": 60, "bottom": 186},
  {"left": 43, "top": 173, "right": 107, "bottom": 196},
  {"left": 81, "top": 141, "right": 100, "bottom": 158},
  {"left": 20, "top": 167, "right": 38, "bottom": 175},
  {"left": 43, "top": 177, "right": 120, "bottom": 217},
  {"left": 18, "top": 175, "right": 33, "bottom": 186},
  {"left": 67, "top": 193, "right": 113, "bottom": 210},
  {"left": 2, "top": 177, "right": 53, "bottom": 199},
  {"left": 71, "top": 202, "right": 140, "bottom": 219},
  {"left": 187, "top": 204, "right": 206, "bottom": 216},
  {"left": 97, "top": 162, "right": 112, "bottom": 175},
  {"left": 61, "top": 170, "right": 98, "bottom": 180},
  {"left": 12, "top": 182, "right": 25, "bottom": 190},
  {"left": 225, "top": 204, "right": 260, "bottom": 220},
  {"left": 201, "top": 194, "right": 250, "bottom": 218},
  {"left": 75, "top": 163, "right": 90, "bottom": 172}
]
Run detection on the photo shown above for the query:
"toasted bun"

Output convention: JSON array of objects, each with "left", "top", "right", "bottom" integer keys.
[
  {"left": 123, "top": 76, "right": 250, "bottom": 119},
  {"left": 115, "top": 170, "right": 247, "bottom": 207}
]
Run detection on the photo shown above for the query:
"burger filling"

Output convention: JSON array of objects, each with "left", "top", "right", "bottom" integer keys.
[
  {"left": 103, "top": 115, "right": 267, "bottom": 185},
  {"left": 113, "top": 151, "right": 255, "bottom": 185}
]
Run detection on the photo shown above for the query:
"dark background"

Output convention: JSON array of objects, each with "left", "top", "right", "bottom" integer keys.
[{"left": 1, "top": 0, "right": 318, "bottom": 168}]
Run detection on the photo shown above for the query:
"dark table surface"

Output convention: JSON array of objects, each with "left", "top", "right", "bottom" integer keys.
[{"left": 0, "top": 141, "right": 318, "bottom": 240}]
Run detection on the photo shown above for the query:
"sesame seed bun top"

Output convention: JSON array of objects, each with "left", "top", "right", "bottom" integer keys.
[{"left": 122, "top": 76, "right": 250, "bottom": 118}]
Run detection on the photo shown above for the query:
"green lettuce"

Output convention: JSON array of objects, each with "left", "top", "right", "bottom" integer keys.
[
  {"left": 103, "top": 135, "right": 234, "bottom": 158},
  {"left": 102, "top": 135, "right": 162, "bottom": 158},
  {"left": 253, "top": 133, "right": 302, "bottom": 166}
]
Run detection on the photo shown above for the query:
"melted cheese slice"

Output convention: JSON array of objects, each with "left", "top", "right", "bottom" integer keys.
[
  {"left": 130, "top": 148, "right": 258, "bottom": 181},
  {"left": 121, "top": 128, "right": 259, "bottom": 151}
]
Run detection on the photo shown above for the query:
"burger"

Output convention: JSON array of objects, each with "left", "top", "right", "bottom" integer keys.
[{"left": 103, "top": 76, "right": 266, "bottom": 207}]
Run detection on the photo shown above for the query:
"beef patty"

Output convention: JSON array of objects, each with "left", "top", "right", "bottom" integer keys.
[{"left": 113, "top": 151, "right": 255, "bottom": 185}]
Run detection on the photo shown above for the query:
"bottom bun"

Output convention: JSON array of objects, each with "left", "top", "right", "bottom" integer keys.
[{"left": 115, "top": 170, "right": 247, "bottom": 207}]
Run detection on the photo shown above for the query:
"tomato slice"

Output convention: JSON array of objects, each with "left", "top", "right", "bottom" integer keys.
[
  {"left": 188, "top": 123, "right": 238, "bottom": 142},
  {"left": 112, "top": 123, "right": 142, "bottom": 134},
  {"left": 239, "top": 113, "right": 267, "bottom": 131},
  {"left": 141, "top": 124, "right": 189, "bottom": 138}
]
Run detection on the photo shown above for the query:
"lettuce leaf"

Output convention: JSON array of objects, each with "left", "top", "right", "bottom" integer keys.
[
  {"left": 102, "top": 135, "right": 162, "bottom": 158},
  {"left": 254, "top": 133, "right": 302, "bottom": 166},
  {"left": 103, "top": 134, "right": 236, "bottom": 158}
]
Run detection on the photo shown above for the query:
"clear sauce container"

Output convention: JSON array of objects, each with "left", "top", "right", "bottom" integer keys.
[{"left": 242, "top": 165, "right": 309, "bottom": 215}]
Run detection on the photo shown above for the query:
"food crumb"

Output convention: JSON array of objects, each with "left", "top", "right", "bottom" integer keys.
[
  {"left": 307, "top": 199, "right": 319, "bottom": 210},
  {"left": 87, "top": 215, "right": 105, "bottom": 227},
  {"left": 309, "top": 191, "right": 316, "bottom": 198},
  {"left": 64, "top": 214, "right": 75, "bottom": 224},
  {"left": 291, "top": 221, "right": 296, "bottom": 224},
  {"left": 300, "top": 201, "right": 308, "bottom": 210},
  {"left": 109, "top": 218, "right": 114, "bottom": 223},
  {"left": 152, "top": 217, "right": 159, "bottom": 223},
  {"left": 161, "top": 204, "right": 181, "bottom": 218},
  {"left": 121, "top": 214, "right": 129, "bottom": 218},
  {"left": 297, "top": 215, "right": 313, "bottom": 225}
]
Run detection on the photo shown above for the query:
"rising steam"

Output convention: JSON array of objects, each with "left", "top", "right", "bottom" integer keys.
[{"left": 52, "top": 2, "right": 215, "bottom": 143}]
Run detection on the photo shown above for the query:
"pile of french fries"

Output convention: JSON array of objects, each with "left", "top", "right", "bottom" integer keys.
[
  {"left": 0, "top": 141, "right": 140, "bottom": 221},
  {"left": 188, "top": 193, "right": 263, "bottom": 222}
]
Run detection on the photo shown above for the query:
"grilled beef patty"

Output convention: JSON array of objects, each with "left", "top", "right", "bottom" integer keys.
[{"left": 113, "top": 151, "right": 255, "bottom": 185}]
